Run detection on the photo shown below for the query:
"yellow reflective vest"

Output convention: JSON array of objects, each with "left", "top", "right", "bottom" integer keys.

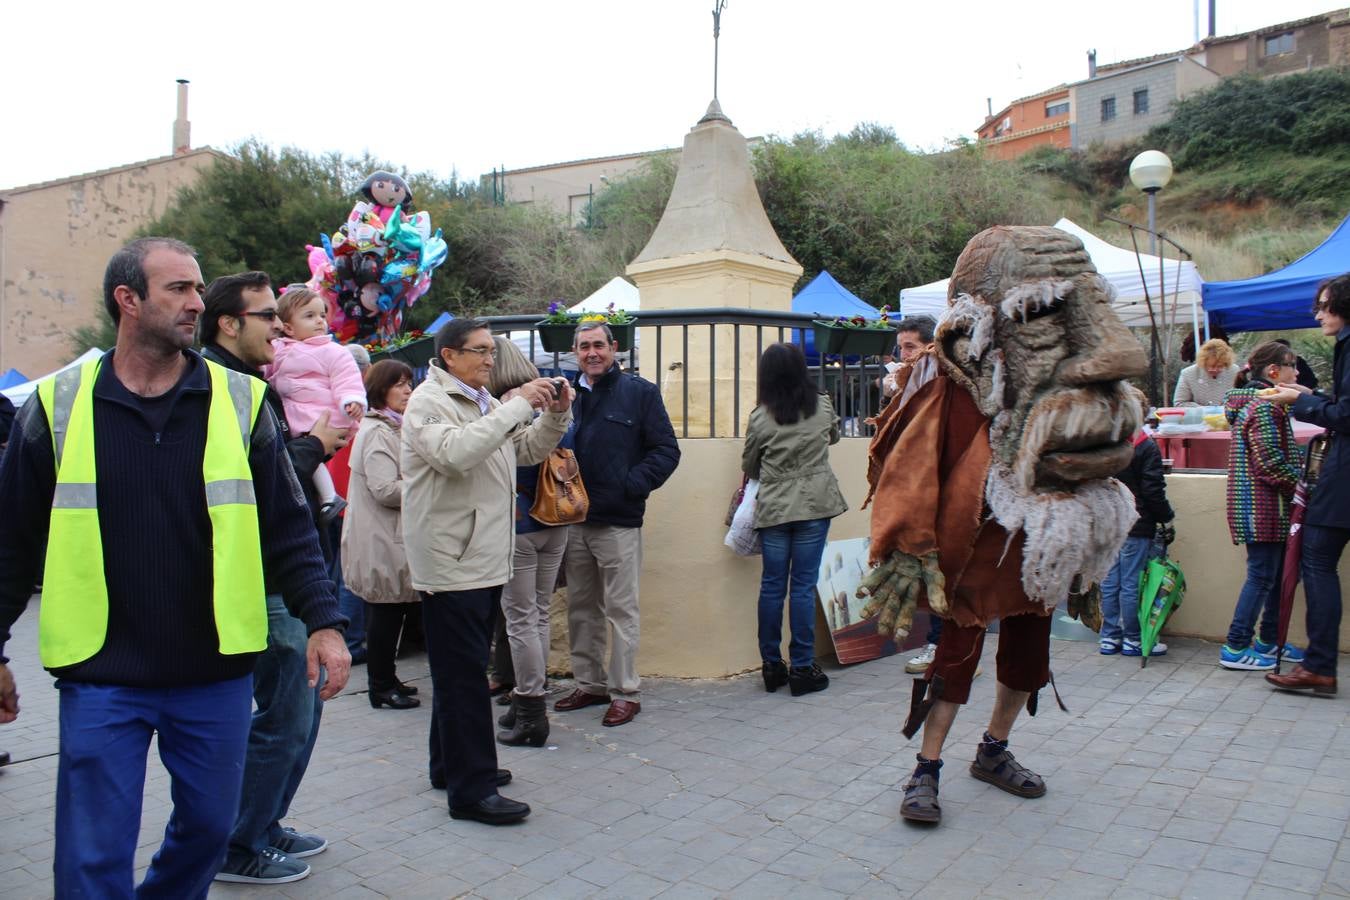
[{"left": 35, "top": 355, "right": 269, "bottom": 668}]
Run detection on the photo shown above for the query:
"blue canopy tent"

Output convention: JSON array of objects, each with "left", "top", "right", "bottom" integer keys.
[
  {"left": 0, "top": 368, "right": 27, "bottom": 390},
  {"left": 1204, "top": 213, "right": 1350, "bottom": 332},
  {"left": 791, "top": 271, "right": 882, "bottom": 362}
]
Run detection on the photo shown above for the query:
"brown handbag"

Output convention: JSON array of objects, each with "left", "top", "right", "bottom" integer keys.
[{"left": 530, "top": 448, "right": 590, "bottom": 526}]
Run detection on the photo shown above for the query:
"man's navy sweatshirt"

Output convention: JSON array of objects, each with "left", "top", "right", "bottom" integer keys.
[{"left": 0, "top": 351, "right": 344, "bottom": 686}]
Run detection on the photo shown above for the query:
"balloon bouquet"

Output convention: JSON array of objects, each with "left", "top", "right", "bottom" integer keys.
[{"left": 305, "top": 171, "right": 448, "bottom": 346}]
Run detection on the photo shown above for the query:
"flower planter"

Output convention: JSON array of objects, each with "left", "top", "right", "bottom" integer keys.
[
  {"left": 535, "top": 321, "right": 635, "bottom": 353},
  {"left": 371, "top": 334, "right": 436, "bottom": 369},
  {"left": 535, "top": 322, "right": 577, "bottom": 353},
  {"left": 812, "top": 321, "right": 898, "bottom": 356}
]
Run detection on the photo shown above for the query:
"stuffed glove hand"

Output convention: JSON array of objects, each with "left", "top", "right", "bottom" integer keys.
[{"left": 856, "top": 550, "right": 947, "bottom": 639}]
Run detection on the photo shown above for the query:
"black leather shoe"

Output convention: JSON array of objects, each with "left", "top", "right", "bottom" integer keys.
[
  {"left": 450, "top": 793, "right": 530, "bottom": 825},
  {"left": 369, "top": 689, "right": 420, "bottom": 710},
  {"left": 0, "top": 750, "right": 9, "bottom": 767},
  {"left": 762, "top": 661, "right": 789, "bottom": 693},
  {"left": 394, "top": 681, "right": 418, "bottom": 696},
  {"left": 431, "top": 769, "right": 511, "bottom": 790}
]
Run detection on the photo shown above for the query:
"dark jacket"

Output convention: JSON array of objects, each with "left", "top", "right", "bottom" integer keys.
[
  {"left": 1293, "top": 325, "right": 1350, "bottom": 528},
  {"left": 0, "top": 350, "right": 343, "bottom": 685},
  {"left": 571, "top": 365, "right": 680, "bottom": 528},
  {"left": 1225, "top": 379, "right": 1299, "bottom": 544},
  {"left": 202, "top": 342, "right": 332, "bottom": 563},
  {"left": 0, "top": 394, "right": 15, "bottom": 450},
  {"left": 1115, "top": 432, "right": 1174, "bottom": 539}
]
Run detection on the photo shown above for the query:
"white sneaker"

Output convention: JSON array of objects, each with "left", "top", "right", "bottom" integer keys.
[{"left": 905, "top": 644, "right": 937, "bottom": 674}]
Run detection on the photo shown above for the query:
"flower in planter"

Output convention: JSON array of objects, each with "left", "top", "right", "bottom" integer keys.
[
  {"left": 541, "top": 300, "right": 580, "bottom": 324},
  {"left": 822, "top": 306, "right": 895, "bottom": 330}
]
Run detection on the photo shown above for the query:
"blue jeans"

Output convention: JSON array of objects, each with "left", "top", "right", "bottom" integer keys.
[
  {"left": 227, "top": 595, "right": 324, "bottom": 858},
  {"left": 1227, "top": 541, "right": 1284, "bottom": 649},
  {"left": 1300, "top": 524, "right": 1348, "bottom": 677},
  {"left": 1100, "top": 536, "right": 1153, "bottom": 643},
  {"left": 55, "top": 676, "right": 252, "bottom": 899},
  {"left": 758, "top": 518, "right": 831, "bottom": 668},
  {"left": 329, "top": 520, "right": 366, "bottom": 653}
]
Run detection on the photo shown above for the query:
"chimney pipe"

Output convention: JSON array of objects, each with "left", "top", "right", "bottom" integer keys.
[
  {"left": 1088, "top": 49, "right": 1097, "bottom": 78},
  {"left": 1208, "top": 0, "right": 1216, "bottom": 38},
  {"left": 173, "top": 79, "right": 191, "bottom": 157},
  {"left": 987, "top": 97, "right": 993, "bottom": 118}
]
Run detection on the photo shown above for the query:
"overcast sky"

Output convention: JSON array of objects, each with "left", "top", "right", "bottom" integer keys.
[{"left": 2, "top": 0, "right": 1333, "bottom": 189}]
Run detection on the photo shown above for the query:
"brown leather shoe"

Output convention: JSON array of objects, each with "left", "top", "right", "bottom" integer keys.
[
  {"left": 554, "top": 689, "right": 609, "bottom": 711},
  {"left": 1266, "top": 664, "right": 1337, "bottom": 695},
  {"left": 602, "top": 699, "right": 641, "bottom": 727}
]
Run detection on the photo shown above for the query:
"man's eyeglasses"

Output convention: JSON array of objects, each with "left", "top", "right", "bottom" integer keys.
[
  {"left": 239, "top": 310, "right": 279, "bottom": 321},
  {"left": 454, "top": 346, "right": 497, "bottom": 360}
]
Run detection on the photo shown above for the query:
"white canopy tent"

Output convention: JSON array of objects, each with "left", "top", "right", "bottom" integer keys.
[
  {"left": 899, "top": 218, "right": 1206, "bottom": 334},
  {"left": 1, "top": 347, "right": 105, "bottom": 408},
  {"left": 511, "top": 276, "right": 641, "bottom": 370}
]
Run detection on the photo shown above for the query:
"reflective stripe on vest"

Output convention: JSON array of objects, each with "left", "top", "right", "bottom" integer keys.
[{"left": 35, "top": 356, "right": 269, "bottom": 668}]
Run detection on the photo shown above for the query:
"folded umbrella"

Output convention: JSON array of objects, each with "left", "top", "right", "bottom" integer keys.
[{"left": 1275, "top": 434, "right": 1330, "bottom": 673}]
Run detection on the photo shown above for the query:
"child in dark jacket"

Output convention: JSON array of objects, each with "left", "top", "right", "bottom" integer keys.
[{"left": 1100, "top": 388, "right": 1175, "bottom": 656}]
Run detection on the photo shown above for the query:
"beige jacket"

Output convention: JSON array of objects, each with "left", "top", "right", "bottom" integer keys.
[
  {"left": 341, "top": 411, "right": 417, "bottom": 605},
  {"left": 401, "top": 365, "right": 571, "bottom": 593}
]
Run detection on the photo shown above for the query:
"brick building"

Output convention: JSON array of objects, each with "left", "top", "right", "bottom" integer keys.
[{"left": 975, "top": 86, "right": 1072, "bottom": 162}]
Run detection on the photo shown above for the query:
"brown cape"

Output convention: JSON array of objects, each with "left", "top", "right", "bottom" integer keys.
[{"left": 865, "top": 367, "right": 1043, "bottom": 628}]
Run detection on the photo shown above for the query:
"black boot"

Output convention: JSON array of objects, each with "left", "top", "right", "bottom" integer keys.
[
  {"left": 496, "top": 694, "right": 549, "bottom": 747},
  {"left": 498, "top": 693, "right": 517, "bottom": 728},
  {"left": 762, "top": 660, "right": 789, "bottom": 693},
  {"left": 788, "top": 663, "right": 830, "bottom": 696}
]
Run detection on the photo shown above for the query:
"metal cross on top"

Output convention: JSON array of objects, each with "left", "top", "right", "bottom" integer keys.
[{"left": 712, "top": 1, "right": 728, "bottom": 101}]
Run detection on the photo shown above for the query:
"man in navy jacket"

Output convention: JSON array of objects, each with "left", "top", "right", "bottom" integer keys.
[
  {"left": 1269, "top": 272, "right": 1350, "bottom": 695},
  {"left": 555, "top": 323, "right": 680, "bottom": 727}
]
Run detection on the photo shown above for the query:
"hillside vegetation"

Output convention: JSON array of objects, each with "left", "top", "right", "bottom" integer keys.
[{"left": 81, "top": 68, "right": 1343, "bottom": 359}]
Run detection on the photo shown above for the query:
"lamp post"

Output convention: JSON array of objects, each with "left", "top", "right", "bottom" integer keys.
[
  {"left": 1129, "top": 150, "right": 1173, "bottom": 255},
  {"left": 1129, "top": 150, "right": 1174, "bottom": 408}
]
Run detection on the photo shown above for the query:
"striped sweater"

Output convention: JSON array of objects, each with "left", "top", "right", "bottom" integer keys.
[{"left": 1225, "top": 381, "right": 1301, "bottom": 544}]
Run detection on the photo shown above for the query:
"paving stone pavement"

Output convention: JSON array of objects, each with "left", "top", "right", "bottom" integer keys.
[{"left": 1, "top": 601, "right": 1348, "bottom": 899}]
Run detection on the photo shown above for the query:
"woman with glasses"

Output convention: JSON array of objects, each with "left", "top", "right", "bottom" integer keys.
[{"left": 341, "top": 360, "right": 421, "bottom": 709}]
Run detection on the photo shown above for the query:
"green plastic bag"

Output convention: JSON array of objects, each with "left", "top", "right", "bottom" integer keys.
[{"left": 1137, "top": 556, "right": 1185, "bottom": 667}]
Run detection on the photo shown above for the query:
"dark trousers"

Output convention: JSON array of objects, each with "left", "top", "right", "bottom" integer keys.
[
  {"left": 366, "top": 601, "right": 421, "bottom": 692},
  {"left": 424, "top": 586, "right": 502, "bottom": 808},
  {"left": 228, "top": 596, "right": 323, "bottom": 858},
  {"left": 1227, "top": 541, "right": 1284, "bottom": 649},
  {"left": 927, "top": 613, "right": 1052, "bottom": 705},
  {"left": 1300, "top": 524, "right": 1348, "bottom": 676},
  {"left": 55, "top": 676, "right": 253, "bottom": 899}
]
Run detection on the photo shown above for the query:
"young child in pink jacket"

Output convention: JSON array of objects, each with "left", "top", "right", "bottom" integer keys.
[{"left": 266, "top": 287, "right": 367, "bottom": 522}]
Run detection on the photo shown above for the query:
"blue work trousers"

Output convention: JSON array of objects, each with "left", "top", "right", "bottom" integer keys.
[{"left": 54, "top": 675, "right": 253, "bottom": 898}]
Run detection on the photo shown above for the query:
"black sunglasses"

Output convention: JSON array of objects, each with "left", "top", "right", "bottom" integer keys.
[{"left": 239, "top": 310, "right": 279, "bottom": 321}]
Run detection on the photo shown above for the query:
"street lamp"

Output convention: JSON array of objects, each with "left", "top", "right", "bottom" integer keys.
[{"left": 1129, "top": 150, "right": 1173, "bottom": 255}]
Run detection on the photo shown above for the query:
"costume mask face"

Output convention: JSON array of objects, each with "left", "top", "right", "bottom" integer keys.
[{"left": 935, "top": 226, "right": 1148, "bottom": 495}]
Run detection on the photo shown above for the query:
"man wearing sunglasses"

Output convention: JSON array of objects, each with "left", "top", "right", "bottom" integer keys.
[{"left": 200, "top": 273, "right": 352, "bottom": 884}]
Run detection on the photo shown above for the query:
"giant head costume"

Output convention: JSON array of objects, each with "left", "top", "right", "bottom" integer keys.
[{"left": 859, "top": 226, "right": 1148, "bottom": 636}]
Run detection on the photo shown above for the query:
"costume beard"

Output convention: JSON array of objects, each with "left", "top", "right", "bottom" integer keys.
[{"left": 984, "top": 460, "right": 1138, "bottom": 613}]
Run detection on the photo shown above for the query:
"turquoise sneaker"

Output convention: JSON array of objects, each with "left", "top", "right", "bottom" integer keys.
[
  {"left": 1219, "top": 644, "right": 1276, "bottom": 671},
  {"left": 1253, "top": 639, "right": 1305, "bottom": 663}
]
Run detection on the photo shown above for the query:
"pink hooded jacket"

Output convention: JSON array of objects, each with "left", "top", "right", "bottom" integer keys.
[{"left": 265, "top": 335, "right": 367, "bottom": 433}]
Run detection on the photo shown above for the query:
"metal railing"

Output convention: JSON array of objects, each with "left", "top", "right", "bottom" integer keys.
[{"left": 478, "top": 309, "right": 894, "bottom": 439}]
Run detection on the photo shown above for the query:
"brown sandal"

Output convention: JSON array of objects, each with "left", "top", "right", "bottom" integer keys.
[
  {"left": 899, "top": 773, "right": 941, "bottom": 823},
  {"left": 969, "top": 747, "right": 1046, "bottom": 798}
]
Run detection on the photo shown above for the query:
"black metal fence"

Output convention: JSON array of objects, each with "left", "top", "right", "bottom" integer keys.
[{"left": 478, "top": 309, "right": 894, "bottom": 439}]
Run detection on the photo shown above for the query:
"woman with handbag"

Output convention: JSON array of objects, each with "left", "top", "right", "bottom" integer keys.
[
  {"left": 743, "top": 343, "right": 848, "bottom": 696},
  {"left": 490, "top": 337, "right": 573, "bottom": 745},
  {"left": 341, "top": 360, "right": 422, "bottom": 709}
]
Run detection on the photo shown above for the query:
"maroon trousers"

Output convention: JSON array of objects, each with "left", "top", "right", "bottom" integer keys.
[{"left": 926, "top": 613, "right": 1052, "bottom": 704}]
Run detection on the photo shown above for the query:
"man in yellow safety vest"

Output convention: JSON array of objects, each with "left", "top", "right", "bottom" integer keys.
[{"left": 0, "top": 237, "right": 349, "bottom": 898}]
